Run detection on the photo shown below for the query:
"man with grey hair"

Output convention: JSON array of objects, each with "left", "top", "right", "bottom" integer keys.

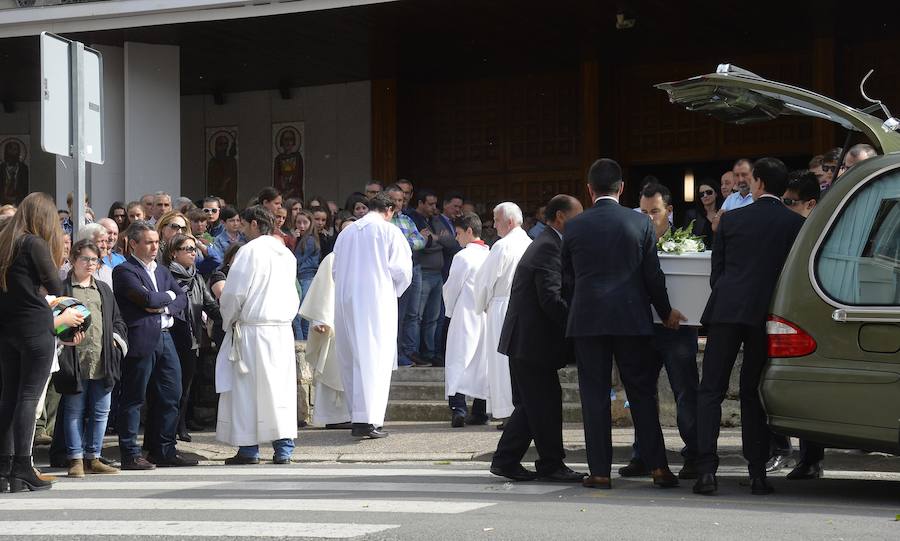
[
  {"left": 98, "top": 218, "right": 126, "bottom": 268},
  {"left": 838, "top": 143, "right": 877, "bottom": 179},
  {"left": 151, "top": 192, "right": 172, "bottom": 223},
  {"left": 216, "top": 205, "right": 301, "bottom": 464},
  {"left": 140, "top": 194, "right": 155, "bottom": 219},
  {"left": 457, "top": 202, "right": 532, "bottom": 425},
  {"left": 77, "top": 222, "right": 114, "bottom": 287}
]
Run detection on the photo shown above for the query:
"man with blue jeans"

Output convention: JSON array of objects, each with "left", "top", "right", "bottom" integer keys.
[
  {"left": 113, "top": 221, "right": 195, "bottom": 470},
  {"left": 387, "top": 185, "right": 426, "bottom": 367},
  {"left": 405, "top": 189, "right": 444, "bottom": 365},
  {"left": 619, "top": 183, "right": 699, "bottom": 480}
]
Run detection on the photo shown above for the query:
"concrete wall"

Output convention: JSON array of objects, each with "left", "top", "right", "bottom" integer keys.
[
  {"left": 180, "top": 81, "right": 371, "bottom": 206},
  {"left": 1, "top": 101, "right": 59, "bottom": 201}
]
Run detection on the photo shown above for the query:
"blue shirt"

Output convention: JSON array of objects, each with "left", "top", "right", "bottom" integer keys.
[
  {"left": 103, "top": 251, "right": 127, "bottom": 268},
  {"left": 294, "top": 236, "right": 321, "bottom": 281},
  {"left": 721, "top": 191, "right": 754, "bottom": 211},
  {"left": 214, "top": 230, "right": 245, "bottom": 256}
]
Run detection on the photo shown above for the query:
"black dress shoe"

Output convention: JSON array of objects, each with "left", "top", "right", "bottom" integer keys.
[
  {"left": 692, "top": 473, "right": 718, "bottom": 495},
  {"left": 678, "top": 460, "right": 699, "bottom": 480},
  {"left": 272, "top": 456, "right": 292, "bottom": 465},
  {"left": 540, "top": 466, "right": 587, "bottom": 483},
  {"left": 428, "top": 356, "right": 445, "bottom": 367},
  {"left": 149, "top": 454, "right": 199, "bottom": 467},
  {"left": 490, "top": 463, "right": 538, "bottom": 482},
  {"left": 409, "top": 353, "right": 431, "bottom": 367},
  {"left": 121, "top": 455, "right": 156, "bottom": 471},
  {"left": 750, "top": 476, "right": 774, "bottom": 495},
  {"left": 224, "top": 454, "right": 260, "bottom": 465},
  {"left": 464, "top": 414, "right": 488, "bottom": 426},
  {"left": 176, "top": 431, "right": 192, "bottom": 443},
  {"left": 325, "top": 422, "right": 353, "bottom": 430},
  {"left": 351, "top": 423, "right": 389, "bottom": 439},
  {"left": 618, "top": 458, "right": 650, "bottom": 477},
  {"left": 451, "top": 414, "right": 465, "bottom": 428},
  {"left": 496, "top": 421, "right": 506, "bottom": 430},
  {"left": 786, "top": 460, "right": 823, "bottom": 480},
  {"left": 765, "top": 454, "right": 793, "bottom": 473}
]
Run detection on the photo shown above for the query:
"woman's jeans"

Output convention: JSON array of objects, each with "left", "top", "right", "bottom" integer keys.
[
  {"left": 63, "top": 379, "right": 113, "bottom": 460},
  {"left": 0, "top": 332, "right": 56, "bottom": 457},
  {"left": 297, "top": 278, "right": 313, "bottom": 340}
]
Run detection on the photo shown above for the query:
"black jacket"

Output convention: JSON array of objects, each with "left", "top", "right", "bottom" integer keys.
[
  {"left": 169, "top": 263, "right": 221, "bottom": 351},
  {"left": 498, "top": 227, "right": 569, "bottom": 367},
  {"left": 562, "top": 198, "right": 672, "bottom": 337},
  {"left": 53, "top": 278, "right": 128, "bottom": 394},
  {"left": 701, "top": 196, "right": 805, "bottom": 326}
]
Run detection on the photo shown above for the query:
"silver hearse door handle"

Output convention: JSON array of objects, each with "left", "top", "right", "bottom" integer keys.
[{"left": 832, "top": 309, "right": 900, "bottom": 323}]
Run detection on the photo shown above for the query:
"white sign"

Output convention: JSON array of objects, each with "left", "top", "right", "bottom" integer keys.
[{"left": 39, "top": 32, "right": 104, "bottom": 164}]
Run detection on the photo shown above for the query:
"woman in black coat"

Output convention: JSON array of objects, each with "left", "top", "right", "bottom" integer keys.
[
  {"left": 165, "top": 234, "right": 221, "bottom": 442},
  {"left": 682, "top": 178, "right": 724, "bottom": 247},
  {"left": 54, "top": 239, "right": 128, "bottom": 478}
]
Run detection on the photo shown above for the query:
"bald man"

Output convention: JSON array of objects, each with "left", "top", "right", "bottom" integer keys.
[{"left": 98, "top": 218, "right": 127, "bottom": 268}]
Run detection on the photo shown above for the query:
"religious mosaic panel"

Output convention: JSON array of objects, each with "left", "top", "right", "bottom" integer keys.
[
  {"left": 272, "top": 121, "right": 305, "bottom": 201},
  {"left": 205, "top": 126, "right": 239, "bottom": 206},
  {"left": 0, "top": 134, "right": 30, "bottom": 206}
]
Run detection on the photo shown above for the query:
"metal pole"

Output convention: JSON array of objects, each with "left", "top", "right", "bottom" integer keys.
[{"left": 71, "top": 41, "right": 87, "bottom": 230}]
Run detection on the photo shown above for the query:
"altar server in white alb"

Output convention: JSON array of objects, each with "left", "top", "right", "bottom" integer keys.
[
  {"left": 332, "top": 192, "right": 412, "bottom": 439},
  {"left": 458, "top": 202, "right": 532, "bottom": 420},
  {"left": 216, "top": 206, "right": 300, "bottom": 464},
  {"left": 442, "top": 212, "right": 490, "bottom": 428},
  {"left": 299, "top": 248, "right": 351, "bottom": 428}
]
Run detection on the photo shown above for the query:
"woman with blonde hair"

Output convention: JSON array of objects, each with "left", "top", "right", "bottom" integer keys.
[
  {"left": 155, "top": 210, "right": 189, "bottom": 261},
  {"left": 0, "top": 192, "right": 67, "bottom": 492}
]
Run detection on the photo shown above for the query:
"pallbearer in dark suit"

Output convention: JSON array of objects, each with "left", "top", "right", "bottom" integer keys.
[
  {"left": 562, "top": 159, "right": 686, "bottom": 489},
  {"left": 491, "top": 195, "right": 585, "bottom": 483},
  {"left": 692, "top": 158, "right": 805, "bottom": 496}
]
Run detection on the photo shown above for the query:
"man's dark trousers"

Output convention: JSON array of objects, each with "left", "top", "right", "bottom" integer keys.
[
  {"left": 575, "top": 335, "right": 667, "bottom": 477},
  {"left": 696, "top": 323, "right": 769, "bottom": 477},
  {"left": 491, "top": 357, "right": 564, "bottom": 475},
  {"left": 117, "top": 331, "right": 182, "bottom": 460},
  {"left": 632, "top": 325, "right": 699, "bottom": 462}
]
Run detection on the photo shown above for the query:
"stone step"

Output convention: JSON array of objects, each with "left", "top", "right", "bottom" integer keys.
[
  {"left": 391, "top": 366, "right": 582, "bottom": 384},
  {"left": 389, "top": 380, "right": 583, "bottom": 403},
  {"left": 385, "top": 399, "right": 637, "bottom": 425}
]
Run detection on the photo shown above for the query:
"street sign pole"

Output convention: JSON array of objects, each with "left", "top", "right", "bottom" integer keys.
[{"left": 71, "top": 41, "right": 87, "bottom": 230}]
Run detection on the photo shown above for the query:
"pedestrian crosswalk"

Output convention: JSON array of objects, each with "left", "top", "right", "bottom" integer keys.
[{"left": 0, "top": 464, "right": 572, "bottom": 539}]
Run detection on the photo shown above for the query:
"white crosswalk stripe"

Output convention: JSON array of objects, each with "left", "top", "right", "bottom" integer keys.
[{"left": 0, "top": 465, "right": 546, "bottom": 539}]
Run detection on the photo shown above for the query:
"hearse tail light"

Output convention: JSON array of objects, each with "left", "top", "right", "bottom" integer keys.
[{"left": 767, "top": 315, "right": 817, "bottom": 358}]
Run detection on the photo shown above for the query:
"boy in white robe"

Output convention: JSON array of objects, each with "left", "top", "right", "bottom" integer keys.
[
  {"left": 332, "top": 193, "right": 412, "bottom": 439},
  {"left": 216, "top": 206, "right": 300, "bottom": 464},
  {"left": 443, "top": 212, "right": 490, "bottom": 427},
  {"left": 457, "top": 202, "right": 531, "bottom": 421}
]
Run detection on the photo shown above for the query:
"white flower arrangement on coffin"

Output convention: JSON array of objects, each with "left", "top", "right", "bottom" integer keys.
[{"left": 657, "top": 220, "right": 706, "bottom": 254}]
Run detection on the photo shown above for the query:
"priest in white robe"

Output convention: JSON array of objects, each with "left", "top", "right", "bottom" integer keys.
[
  {"left": 216, "top": 206, "right": 300, "bottom": 464},
  {"left": 443, "top": 212, "right": 490, "bottom": 427},
  {"left": 298, "top": 251, "right": 351, "bottom": 427},
  {"left": 457, "top": 202, "right": 532, "bottom": 420},
  {"left": 332, "top": 193, "right": 412, "bottom": 439}
]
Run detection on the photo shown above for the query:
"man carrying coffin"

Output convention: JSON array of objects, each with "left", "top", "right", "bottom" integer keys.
[
  {"left": 216, "top": 206, "right": 300, "bottom": 465},
  {"left": 491, "top": 194, "right": 585, "bottom": 482},
  {"left": 442, "top": 212, "right": 490, "bottom": 428},
  {"left": 457, "top": 202, "right": 531, "bottom": 424},
  {"left": 616, "top": 183, "right": 700, "bottom": 480},
  {"left": 563, "top": 158, "right": 686, "bottom": 490},
  {"left": 332, "top": 192, "right": 412, "bottom": 439}
]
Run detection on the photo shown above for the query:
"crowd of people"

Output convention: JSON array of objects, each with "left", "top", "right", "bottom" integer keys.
[{"left": 0, "top": 142, "right": 873, "bottom": 494}]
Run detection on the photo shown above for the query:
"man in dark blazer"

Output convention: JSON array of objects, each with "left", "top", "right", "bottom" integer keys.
[
  {"left": 491, "top": 194, "right": 584, "bottom": 483},
  {"left": 113, "top": 221, "right": 195, "bottom": 470},
  {"left": 562, "top": 158, "right": 686, "bottom": 490},
  {"left": 693, "top": 157, "right": 805, "bottom": 496}
]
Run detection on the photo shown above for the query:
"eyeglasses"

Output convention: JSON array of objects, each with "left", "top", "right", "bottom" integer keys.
[
  {"left": 821, "top": 164, "right": 837, "bottom": 173},
  {"left": 782, "top": 197, "right": 808, "bottom": 206},
  {"left": 167, "top": 223, "right": 187, "bottom": 231},
  {"left": 202, "top": 208, "right": 219, "bottom": 214},
  {"left": 76, "top": 256, "right": 99, "bottom": 264},
  {"left": 177, "top": 246, "right": 197, "bottom": 253},
  {"left": 699, "top": 189, "right": 715, "bottom": 197}
]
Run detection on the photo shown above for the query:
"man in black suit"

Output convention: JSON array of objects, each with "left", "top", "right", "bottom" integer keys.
[
  {"left": 491, "top": 194, "right": 585, "bottom": 483},
  {"left": 692, "top": 157, "right": 805, "bottom": 496},
  {"left": 562, "top": 158, "right": 686, "bottom": 489}
]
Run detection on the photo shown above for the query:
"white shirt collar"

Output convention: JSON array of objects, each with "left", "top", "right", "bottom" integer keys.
[
  {"left": 593, "top": 195, "right": 619, "bottom": 204},
  {"left": 758, "top": 193, "right": 782, "bottom": 203},
  {"left": 136, "top": 257, "right": 157, "bottom": 273}
]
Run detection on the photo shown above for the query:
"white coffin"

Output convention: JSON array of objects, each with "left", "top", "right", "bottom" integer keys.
[{"left": 652, "top": 251, "right": 712, "bottom": 327}]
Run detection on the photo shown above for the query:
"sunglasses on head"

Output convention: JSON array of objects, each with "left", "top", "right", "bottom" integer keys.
[{"left": 699, "top": 189, "right": 715, "bottom": 197}]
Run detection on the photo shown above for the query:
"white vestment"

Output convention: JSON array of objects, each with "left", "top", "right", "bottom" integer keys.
[
  {"left": 456, "top": 227, "right": 531, "bottom": 418},
  {"left": 332, "top": 212, "right": 412, "bottom": 426},
  {"left": 442, "top": 242, "right": 490, "bottom": 398},
  {"left": 215, "top": 234, "right": 300, "bottom": 446},
  {"left": 298, "top": 253, "right": 350, "bottom": 426}
]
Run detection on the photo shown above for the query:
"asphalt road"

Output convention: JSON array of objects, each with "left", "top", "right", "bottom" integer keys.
[{"left": 1, "top": 462, "right": 898, "bottom": 540}]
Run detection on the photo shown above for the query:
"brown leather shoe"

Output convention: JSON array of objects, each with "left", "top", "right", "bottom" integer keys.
[
  {"left": 582, "top": 475, "right": 611, "bottom": 489},
  {"left": 651, "top": 467, "right": 679, "bottom": 488}
]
